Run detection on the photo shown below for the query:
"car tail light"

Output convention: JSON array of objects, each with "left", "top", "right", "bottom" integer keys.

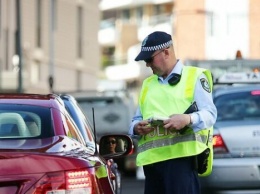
[
  {"left": 33, "top": 170, "right": 92, "bottom": 194},
  {"left": 213, "top": 134, "right": 228, "bottom": 154},
  {"left": 251, "top": 90, "right": 260, "bottom": 95}
]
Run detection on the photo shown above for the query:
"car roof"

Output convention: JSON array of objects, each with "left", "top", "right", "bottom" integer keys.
[
  {"left": 213, "top": 84, "right": 260, "bottom": 97},
  {"left": 0, "top": 93, "right": 64, "bottom": 108}
]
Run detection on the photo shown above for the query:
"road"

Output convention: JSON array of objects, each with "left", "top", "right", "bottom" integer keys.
[
  {"left": 121, "top": 176, "right": 260, "bottom": 194},
  {"left": 121, "top": 176, "right": 144, "bottom": 194}
]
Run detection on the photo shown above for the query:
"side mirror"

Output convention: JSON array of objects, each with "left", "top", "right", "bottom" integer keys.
[{"left": 99, "top": 134, "right": 134, "bottom": 159}]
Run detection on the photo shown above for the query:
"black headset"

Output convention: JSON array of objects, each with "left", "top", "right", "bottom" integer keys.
[{"left": 168, "top": 73, "right": 181, "bottom": 86}]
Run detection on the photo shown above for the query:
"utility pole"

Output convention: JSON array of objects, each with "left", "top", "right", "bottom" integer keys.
[
  {"left": 16, "top": 0, "right": 23, "bottom": 93},
  {"left": 48, "top": 0, "right": 55, "bottom": 93}
]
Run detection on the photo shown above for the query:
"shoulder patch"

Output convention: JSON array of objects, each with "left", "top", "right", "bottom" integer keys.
[{"left": 200, "top": 78, "right": 211, "bottom": 93}]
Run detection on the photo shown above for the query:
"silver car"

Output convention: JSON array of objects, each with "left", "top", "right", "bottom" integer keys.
[{"left": 201, "top": 84, "right": 260, "bottom": 193}]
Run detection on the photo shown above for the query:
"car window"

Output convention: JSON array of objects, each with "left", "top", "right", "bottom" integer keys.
[
  {"left": 62, "top": 98, "right": 95, "bottom": 144},
  {"left": 61, "top": 112, "right": 86, "bottom": 145},
  {"left": 214, "top": 90, "right": 260, "bottom": 121},
  {"left": 0, "top": 104, "right": 52, "bottom": 138},
  {"left": 70, "top": 100, "right": 94, "bottom": 142}
]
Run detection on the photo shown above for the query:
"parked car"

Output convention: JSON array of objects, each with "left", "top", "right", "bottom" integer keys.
[
  {"left": 201, "top": 82, "right": 260, "bottom": 193},
  {"left": 0, "top": 93, "right": 134, "bottom": 194}
]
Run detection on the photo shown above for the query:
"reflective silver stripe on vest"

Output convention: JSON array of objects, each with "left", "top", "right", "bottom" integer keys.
[{"left": 138, "top": 133, "right": 209, "bottom": 153}]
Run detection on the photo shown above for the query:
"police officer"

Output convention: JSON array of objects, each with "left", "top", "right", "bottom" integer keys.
[{"left": 129, "top": 31, "right": 217, "bottom": 194}]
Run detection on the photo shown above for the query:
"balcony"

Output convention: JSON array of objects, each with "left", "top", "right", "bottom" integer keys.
[
  {"left": 99, "top": 18, "right": 117, "bottom": 46},
  {"left": 100, "top": 0, "right": 173, "bottom": 10},
  {"left": 99, "top": 13, "right": 173, "bottom": 46}
]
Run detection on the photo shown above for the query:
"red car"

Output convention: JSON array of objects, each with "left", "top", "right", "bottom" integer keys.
[{"left": 0, "top": 93, "right": 134, "bottom": 194}]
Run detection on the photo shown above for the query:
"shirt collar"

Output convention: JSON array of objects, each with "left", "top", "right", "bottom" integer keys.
[{"left": 158, "top": 59, "right": 183, "bottom": 82}]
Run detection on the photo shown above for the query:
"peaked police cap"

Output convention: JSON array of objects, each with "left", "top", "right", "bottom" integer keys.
[{"left": 135, "top": 31, "right": 173, "bottom": 61}]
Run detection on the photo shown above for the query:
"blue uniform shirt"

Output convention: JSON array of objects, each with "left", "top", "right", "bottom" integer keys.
[{"left": 129, "top": 60, "right": 217, "bottom": 135}]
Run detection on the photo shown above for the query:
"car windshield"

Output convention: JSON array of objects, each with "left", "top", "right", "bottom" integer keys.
[
  {"left": 214, "top": 90, "right": 260, "bottom": 121},
  {"left": 0, "top": 104, "right": 53, "bottom": 139}
]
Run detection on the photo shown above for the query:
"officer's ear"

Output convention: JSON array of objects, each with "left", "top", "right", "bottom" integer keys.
[
  {"left": 163, "top": 47, "right": 171, "bottom": 60},
  {"left": 164, "top": 48, "right": 170, "bottom": 56}
]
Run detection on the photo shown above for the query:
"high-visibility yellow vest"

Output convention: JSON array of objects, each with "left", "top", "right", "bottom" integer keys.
[
  {"left": 137, "top": 66, "right": 213, "bottom": 176},
  {"left": 96, "top": 164, "right": 108, "bottom": 179}
]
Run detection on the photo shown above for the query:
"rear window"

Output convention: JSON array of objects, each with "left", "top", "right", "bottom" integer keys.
[
  {"left": 214, "top": 90, "right": 260, "bottom": 121},
  {"left": 0, "top": 104, "right": 53, "bottom": 139}
]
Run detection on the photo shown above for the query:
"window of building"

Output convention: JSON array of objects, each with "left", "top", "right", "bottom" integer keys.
[
  {"left": 153, "top": 4, "right": 164, "bottom": 15},
  {"left": 36, "top": 0, "right": 42, "bottom": 47},
  {"left": 121, "top": 9, "right": 130, "bottom": 22},
  {"left": 5, "top": 29, "right": 9, "bottom": 70},
  {"left": 0, "top": 0, "right": 2, "bottom": 39},
  {"left": 136, "top": 7, "right": 143, "bottom": 26},
  {"left": 77, "top": 6, "right": 83, "bottom": 59},
  {"left": 31, "top": 62, "right": 41, "bottom": 84},
  {"left": 207, "top": 14, "right": 214, "bottom": 36}
]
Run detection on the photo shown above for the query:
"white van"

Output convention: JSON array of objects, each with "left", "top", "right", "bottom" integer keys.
[{"left": 73, "top": 90, "right": 138, "bottom": 175}]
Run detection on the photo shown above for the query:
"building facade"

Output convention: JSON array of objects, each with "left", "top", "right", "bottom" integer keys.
[
  {"left": 99, "top": 0, "right": 260, "bottom": 84},
  {"left": 0, "top": 0, "right": 100, "bottom": 93},
  {"left": 1, "top": 0, "right": 259, "bottom": 93}
]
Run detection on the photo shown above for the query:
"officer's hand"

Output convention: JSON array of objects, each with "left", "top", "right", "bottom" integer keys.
[
  {"left": 164, "top": 114, "right": 190, "bottom": 131},
  {"left": 134, "top": 120, "right": 155, "bottom": 135}
]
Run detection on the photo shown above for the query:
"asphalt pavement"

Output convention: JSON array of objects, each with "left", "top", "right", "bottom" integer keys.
[
  {"left": 121, "top": 176, "right": 145, "bottom": 194},
  {"left": 121, "top": 176, "right": 260, "bottom": 194}
]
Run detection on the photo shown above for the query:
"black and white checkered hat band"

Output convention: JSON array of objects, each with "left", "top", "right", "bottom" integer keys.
[{"left": 141, "top": 40, "right": 173, "bottom": 52}]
